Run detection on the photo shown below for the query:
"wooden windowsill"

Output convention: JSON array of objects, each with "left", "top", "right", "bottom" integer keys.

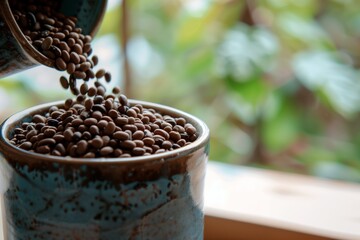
[{"left": 204, "top": 161, "right": 360, "bottom": 240}]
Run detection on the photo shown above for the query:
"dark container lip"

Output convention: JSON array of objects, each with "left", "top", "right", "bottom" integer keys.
[
  {"left": 0, "top": 100, "right": 210, "bottom": 165},
  {"left": 0, "top": 0, "right": 108, "bottom": 68}
]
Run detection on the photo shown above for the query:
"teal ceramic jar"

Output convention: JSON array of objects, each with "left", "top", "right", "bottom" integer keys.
[
  {"left": 0, "top": 0, "right": 107, "bottom": 78},
  {"left": 0, "top": 100, "right": 210, "bottom": 240}
]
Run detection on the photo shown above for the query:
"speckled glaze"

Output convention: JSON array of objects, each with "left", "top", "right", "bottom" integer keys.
[
  {"left": 0, "top": 100, "right": 210, "bottom": 240},
  {"left": 0, "top": 0, "right": 107, "bottom": 78}
]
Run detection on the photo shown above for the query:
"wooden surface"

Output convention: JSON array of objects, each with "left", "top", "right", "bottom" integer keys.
[
  {"left": 204, "top": 162, "right": 360, "bottom": 240},
  {"left": 204, "top": 215, "right": 335, "bottom": 240}
]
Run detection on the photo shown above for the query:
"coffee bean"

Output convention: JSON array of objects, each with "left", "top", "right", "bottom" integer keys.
[
  {"left": 55, "top": 57, "right": 67, "bottom": 71},
  {"left": 96, "top": 86, "right": 106, "bottom": 96},
  {"left": 132, "top": 147, "right": 145, "bottom": 156},
  {"left": 70, "top": 52, "right": 80, "bottom": 64},
  {"left": 60, "top": 49, "right": 70, "bottom": 62},
  {"left": 38, "top": 138, "right": 56, "bottom": 146},
  {"left": 100, "top": 146, "right": 113, "bottom": 156},
  {"left": 73, "top": 43, "right": 82, "bottom": 54},
  {"left": 59, "top": 41, "right": 70, "bottom": 52},
  {"left": 104, "top": 122, "right": 116, "bottom": 135},
  {"left": 104, "top": 72, "right": 111, "bottom": 82},
  {"left": 63, "top": 129, "right": 73, "bottom": 142},
  {"left": 59, "top": 76, "right": 69, "bottom": 89},
  {"left": 19, "top": 141, "right": 32, "bottom": 150},
  {"left": 51, "top": 46, "right": 62, "bottom": 57},
  {"left": 37, "top": 145, "right": 50, "bottom": 154},
  {"left": 92, "top": 55, "right": 98, "bottom": 66},
  {"left": 120, "top": 140, "right": 136, "bottom": 150},
  {"left": 64, "top": 60, "right": 76, "bottom": 74},
  {"left": 185, "top": 125, "right": 197, "bottom": 135},
  {"left": 73, "top": 71, "right": 86, "bottom": 79},
  {"left": 33, "top": 114, "right": 46, "bottom": 123},
  {"left": 154, "top": 129, "right": 169, "bottom": 140},
  {"left": 88, "top": 87, "right": 97, "bottom": 97},
  {"left": 113, "top": 131, "right": 129, "bottom": 141},
  {"left": 79, "top": 62, "right": 91, "bottom": 71},
  {"left": 95, "top": 69, "right": 106, "bottom": 78},
  {"left": 76, "top": 140, "right": 88, "bottom": 155},
  {"left": 41, "top": 36, "right": 53, "bottom": 50},
  {"left": 133, "top": 131, "right": 144, "bottom": 140},
  {"left": 44, "top": 128, "right": 56, "bottom": 137}
]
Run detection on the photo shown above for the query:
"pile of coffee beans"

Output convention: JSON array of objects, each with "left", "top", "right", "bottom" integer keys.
[
  {"left": 10, "top": 87, "right": 198, "bottom": 158},
  {"left": 9, "top": 0, "right": 198, "bottom": 158},
  {"left": 10, "top": 0, "right": 110, "bottom": 95}
]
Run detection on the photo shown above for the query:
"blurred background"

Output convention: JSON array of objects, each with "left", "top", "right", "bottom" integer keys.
[{"left": 2, "top": 0, "right": 360, "bottom": 182}]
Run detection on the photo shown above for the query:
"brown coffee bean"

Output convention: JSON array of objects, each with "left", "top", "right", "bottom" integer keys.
[
  {"left": 173, "top": 125, "right": 185, "bottom": 133},
  {"left": 143, "top": 137, "right": 155, "bottom": 146},
  {"left": 169, "top": 131, "right": 181, "bottom": 142},
  {"left": 61, "top": 50, "right": 70, "bottom": 62},
  {"left": 53, "top": 32, "right": 65, "bottom": 39},
  {"left": 84, "top": 152, "right": 95, "bottom": 158},
  {"left": 38, "top": 138, "right": 56, "bottom": 146},
  {"left": 76, "top": 140, "right": 88, "bottom": 155},
  {"left": 112, "top": 86, "right": 121, "bottom": 94},
  {"left": 185, "top": 125, "right": 197, "bottom": 135},
  {"left": 37, "top": 145, "right": 50, "bottom": 154},
  {"left": 70, "top": 52, "right": 80, "bottom": 64},
  {"left": 88, "top": 125, "right": 99, "bottom": 136},
  {"left": 41, "top": 36, "right": 53, "bottom": 50},
  {"left": 72, "top": 71, "right": 85, "bottom": 79},
  {"left": 59, "top": 41, "right": 70, "bottom": 52},
  {"left": 120, "top": 140, "right": 136, "bottom": 150},
  {"left": 97, "top": 120, "right": 108, "bottom": 129},
  {"left": 104, "top": 72, "right": 111, "bottom": 82},
  {"left": 95, "top": 69, "right": 106, "bottom": 78},
  {"left": 133, "top": 140, "right": 144, "bottom": 148},
  {"left": 90, "top": 137, "right": 103, "bottom": 148},
  {"left": 92, "top": 55, "right": 98, "bottom": 66},
  {"left": 71, "top": 118, "right": 83, "bottom": 127},
  {"left": 113, "top": 131, "right": 129, "bottom": 141},
  {"left": 103, "top": 122, "right": 116, "bottom": 135},
  {"left": 67, "top": 37, "right": 76, "bottom": 47},
  {"left": 43, "top": 50, "right": 56, "bottom": 59},
  {"left": 133, "top": 131, "right": 144, "bottom": 140},
  {"left": 55, "top": 57, "right": 67, "bottom": 71},
  {"left": 63, "top": 129, "right": 73, "bottom": 142},
  {"left": 177, "top": 139, "right": 186, "bottom": 147},
  {"left": 113, "top": 149, "right": 123, "bottom": 157},
  {"left": 83, "top": 43, "right": 91, "bottom": 53},
  {"left": 79, "top": 62, "right": 91, "bottom": 71},
  {"left": 88, "top": 87, "right": 97, "bottom": 97},
  {"left": 154, "top": 129, "right": 169, "bottom": 140},
  {"left": 132, "top": 147, "right": 145, "bottom": 156},
  {"left": 108, "top": 109, "right": 118, "bottom": 119},
  {"left": 44, "top": 128, "right": 56, "bottom": 137},
  {"left": 33, "top": 114, "right": 46, "bottom": 123},
  {"left": 100, "top": 146, "right": 113, "bottom": 156},
  {"left": 64, "top": 98, "right": 73, "bottom": 109},
  {"left": 73, "top": 43, "right": 82, "bottom": 54},
  {"left": 127, "top": 109, "right": 137, "bottom": 118},
  {"left": 44, "top": 17, "right": 55, "bottom": 25},
  {"left": 19, "top": 141, "right": 32, "bottom": 150},
  {"left": 92, "top": 104, "right": 106, "bottom": 113},
  {"left": 53, "top": 134, "right": 64, "bottom": 143},
  {"left": 59, "top": 76, "right": 69, "bottom": 89}
]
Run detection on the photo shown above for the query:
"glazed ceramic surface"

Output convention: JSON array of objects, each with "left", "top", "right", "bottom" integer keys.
[
  {"left": 0, "top": 100, "right": 210, "bottom": 240},
  {"left": 0, "top": 0, "right": 107, "bottom": 78}
]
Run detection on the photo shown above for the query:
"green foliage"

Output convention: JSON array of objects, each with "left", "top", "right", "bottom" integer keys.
[{"left": 128, "top": 0, "right": 360, "bottom": 182}]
